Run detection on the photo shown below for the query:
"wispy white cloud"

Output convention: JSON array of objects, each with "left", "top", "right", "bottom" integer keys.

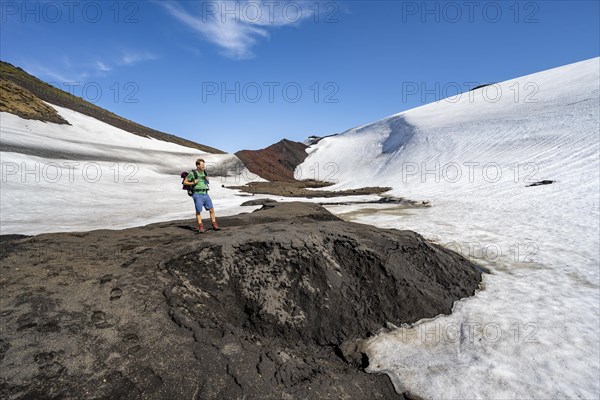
[
  {"left": 96, "top": 61, "right": 112, "bottom": 72},
  {"left": 88, "top": 50, "right": 158, "bottom": 74},
  {"left": 22, "top": 63, "right": 79, "bottom": 84},
  {"left": 21, "top": 49, "right": 157, "bottom": 85},
  {"left": 117, "top": 51, "right": 159, "bottom": 66},
  {"left": 159, "top": 1, "right": 314, "bottom": 60}
]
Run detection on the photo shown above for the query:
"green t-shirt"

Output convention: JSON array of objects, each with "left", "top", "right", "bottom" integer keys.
[{"left": 186, "top": 170, "right": 208, "bottom": 192}]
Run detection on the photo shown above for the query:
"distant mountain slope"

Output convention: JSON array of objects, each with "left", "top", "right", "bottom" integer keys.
[
  {"left": 0, "top": 61, "right": 224, "bottom": 154},
  {"left": 235, "top": 139, "right": 308, "bottom": 181}
]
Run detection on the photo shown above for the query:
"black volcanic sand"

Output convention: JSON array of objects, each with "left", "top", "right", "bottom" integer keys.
[
  {"left": 0, "top": 201, "right": 482, "bottom": 399},
  {"left": 227, "top": 180, "right": 393, "bottom": 198}
]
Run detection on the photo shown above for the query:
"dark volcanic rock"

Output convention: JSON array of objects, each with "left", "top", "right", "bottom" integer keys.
[
  {"left": 304, "top": 133, "right": 339, "bottom": 146},
  {"left": 526, "top": 180, "right": 555, "bottom": 187},
  {"left": 470, "top": 83, "right": 496, "bottom": 91},
  {"left": 240, "top": 198, "right": 277, "bottom": 206},
  {"left": 0, "top": 202, "right": 482, "bottom": 399}
]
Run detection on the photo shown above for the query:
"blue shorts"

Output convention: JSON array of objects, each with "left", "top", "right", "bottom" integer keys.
[{"left": 192, "top": 193, "right": 214, "bottom": 213}]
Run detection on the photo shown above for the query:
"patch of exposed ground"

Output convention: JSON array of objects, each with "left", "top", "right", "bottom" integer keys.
[
  {"left": 227, "top": 180, "right": 393, "bottom": 198},
  {"left": 0, "top": 79, "right": 69, "bottom": 124}
]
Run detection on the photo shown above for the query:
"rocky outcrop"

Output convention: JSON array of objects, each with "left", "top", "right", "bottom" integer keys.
[
  {"left": 303, "top": 133, "right": 339, "bottom": 146},
  {"left": 0, "top": 201, "right": 482, "bottom": 399}
]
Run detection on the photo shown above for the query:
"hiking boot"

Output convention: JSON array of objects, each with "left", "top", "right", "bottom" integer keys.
[
  {"left": 196, "top": 224, "right": 205, "bottom": 234},
  {"left": 212, "top": 222, "right": 221, "bottom": 231}
]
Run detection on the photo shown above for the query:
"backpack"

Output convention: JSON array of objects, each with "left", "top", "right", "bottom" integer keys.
[{"left": 180, "top": 170, "right": 209, "bottom": 196}]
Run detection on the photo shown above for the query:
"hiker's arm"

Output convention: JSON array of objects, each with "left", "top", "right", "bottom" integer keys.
[{"left": 183, "top": 178, "right": 198, "bottom": 185}]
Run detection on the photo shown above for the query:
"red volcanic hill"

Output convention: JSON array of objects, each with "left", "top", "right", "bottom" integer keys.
[{"left": 235, "top": 139, "right": 309, "bottom": 182}]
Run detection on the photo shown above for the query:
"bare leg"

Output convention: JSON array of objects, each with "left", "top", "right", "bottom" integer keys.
[
  {"left": 195, "top": 212, "right": 203, "bottom": 227},
  {"left": 209, "top": 208, "right": 217, "bottom": 224}
]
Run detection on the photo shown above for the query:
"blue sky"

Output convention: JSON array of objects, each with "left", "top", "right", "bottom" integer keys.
[{"left": 1, "top": 0, "right": 599, "bottom": 152}]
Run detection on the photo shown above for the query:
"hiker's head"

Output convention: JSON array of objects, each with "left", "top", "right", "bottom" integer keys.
[{"left": 196, "top": 159, "right": 205, "bottom": 170}]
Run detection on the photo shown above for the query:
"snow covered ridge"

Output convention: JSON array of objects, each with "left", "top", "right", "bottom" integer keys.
[
  {"left": 299, "top": 57, "right": 599, "bottom": 398},
  {"left": 0, "top": 104, "right": 236, "bottom": 172},
  {"left": 0, "top": 60, "right": 224, "bottom": 154},
  {"left": 0, "top": 103, "right": 257, "bottom": 235},
  {"left": 299, "top": 57, "right": 599, "bottom": 194}
]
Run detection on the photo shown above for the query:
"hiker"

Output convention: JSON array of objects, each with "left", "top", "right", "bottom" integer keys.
[{"left": 182, "top": 158, "right": 220, "bottom": 233}]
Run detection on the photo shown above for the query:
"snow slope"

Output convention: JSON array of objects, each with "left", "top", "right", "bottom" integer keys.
[
  {"left": 0, "top": 104, "right": 261, "bottom": 234},
  {"left": 298, "top": 57, "right": 600, "bottom": 398},
  {"left": 0, "top": 104, "right": 383, "bottom": 234}
]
